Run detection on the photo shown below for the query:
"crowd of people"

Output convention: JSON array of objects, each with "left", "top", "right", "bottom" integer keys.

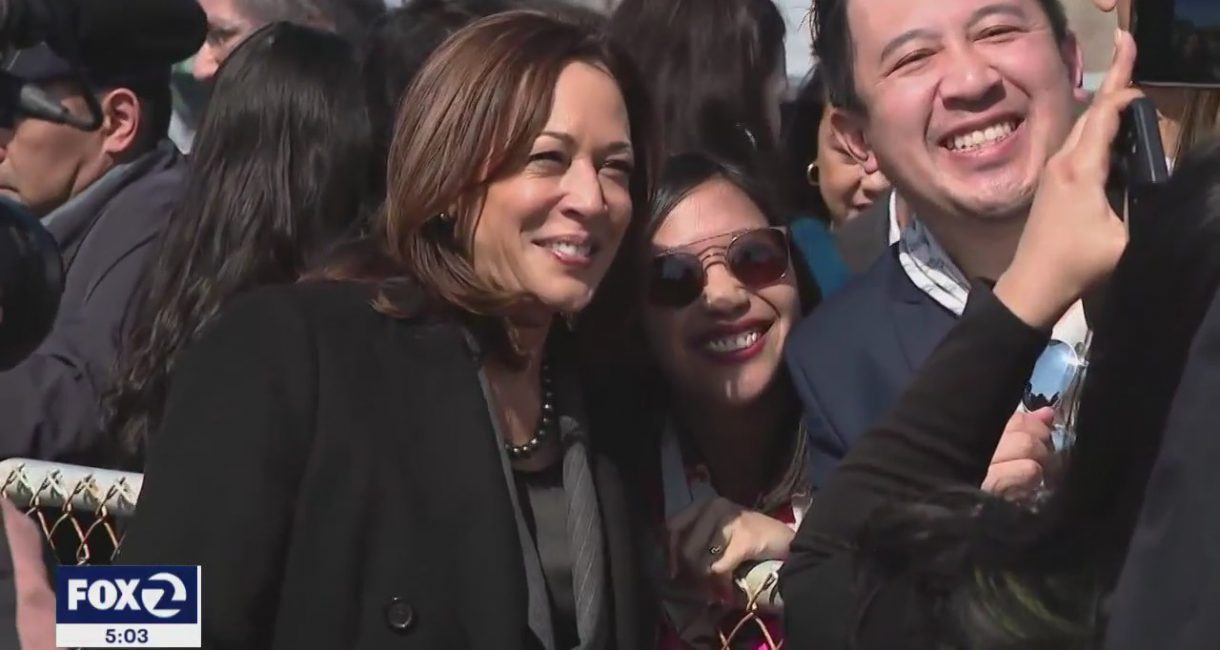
[{"left": 0, "top": 0, "right": 1219, "bottom": 647}]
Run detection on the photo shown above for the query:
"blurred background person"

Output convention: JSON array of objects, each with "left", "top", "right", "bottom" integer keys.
[
  {"left": 362, "top": 0, "right": 509, "bottom": 203},
  {"left": 784, "top": 69, "right": 891, "bottom": 228},
  {"left": 104, "top": 23, "right": 371, "bottom": 468},
  {"left": 119, "top": 11, "right": 660, "bottom": 648},
  {"left": 193, "top": 0, "right": 385, "bottom": 81},
  {"left": 170, "top": 0, "right": 385, "bottom": 151},
  {"left": 608, "top": 0, "right": 848, "bottom": 297},
  {"left": 0, "top": 10, "right": 206, "bottom": 461},
  {"left": 608, "top": 0, "right": 786, "bottom": 161},
  {"left": 782, "top": 67, "right": 893, "bottom": 283}
]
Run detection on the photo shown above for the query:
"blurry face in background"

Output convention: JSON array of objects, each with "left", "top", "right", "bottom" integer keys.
[
  {"left": 472, "top": 62, "right": 636, "bottom": 318},
  {"left": 642, "top": 178, "right": 801, "bottom": 409},
  {"left": 194, "top": 0, "right": 262, "bottom": 81},
  {"left": 814, "top": 107, "right": 891, "bottom": 224},
  {"left": 0, "top": 83, "right": 108, "bottom": 216},
  {"left": 841, "top": 0, "right": 1082, "bottom": 224}
]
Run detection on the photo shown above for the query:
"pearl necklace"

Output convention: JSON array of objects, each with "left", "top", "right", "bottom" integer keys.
[{"left": 504, "top": 360, "right": 556, "bottom": 459}]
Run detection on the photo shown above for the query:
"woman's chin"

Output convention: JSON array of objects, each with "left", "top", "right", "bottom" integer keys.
[{"left": 533, "top": 289, "right": 594, "bottom": 318}]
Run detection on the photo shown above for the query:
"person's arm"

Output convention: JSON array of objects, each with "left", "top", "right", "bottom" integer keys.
[
  {"left": 779, "top": 285, "right": 1047, "bottom": 648},
  {"left": 117, "top": 288, "right": 317, "bottom": 650},
  {"left": 790, "top": 284, "right": 1047, "bottom": 559},
  {"left": 0, "top": 238, "right": 154, "bottom": 461}
]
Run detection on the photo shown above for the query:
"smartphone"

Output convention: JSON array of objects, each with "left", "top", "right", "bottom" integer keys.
[
  {"left": 1131, "top": 0, "right": 1220, "bottom": 88},
  {"left": 1106, "top": 97, "right": 1169, "bottom": 230}
]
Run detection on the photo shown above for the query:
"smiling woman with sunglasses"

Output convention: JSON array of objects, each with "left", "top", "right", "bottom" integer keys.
[{"left": 585, "top": 152, "right": 818, "bottom": 648}]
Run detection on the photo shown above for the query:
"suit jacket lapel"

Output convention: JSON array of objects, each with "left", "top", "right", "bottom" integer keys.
[{"left": 884, "top": 251, "right": 958, "bottom": 374}]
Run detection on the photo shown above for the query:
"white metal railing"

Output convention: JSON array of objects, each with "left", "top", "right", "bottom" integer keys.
[{"left": 0, "top": 459, "right": 143, "bottom": 564}]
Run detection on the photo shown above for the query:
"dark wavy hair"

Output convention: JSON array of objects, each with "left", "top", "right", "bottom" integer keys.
[
  {"left": 781, "top": 68, "right": 832, "bottom": 219},
  {"left": 361, "top": 0, "right": 509, "bottom": 200},
  {"left": 104, "top": 22, "right": 371, "bottom": 462},
  {"left": 607, "top": 0, "right": 786, "bottom": 162},
  {"left": 854, "top": 139, "right": 1220, "bottom": 648}
]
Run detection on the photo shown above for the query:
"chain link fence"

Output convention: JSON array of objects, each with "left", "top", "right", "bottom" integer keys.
[
  {"left": 0, "top": 459, "right": 788, "bottom": 648},
  {"left": 0, "top": 459, "right": 143, "bottom": 566},
  {"left": 722, "top": 560, "right": 784, "bottom": 649}
]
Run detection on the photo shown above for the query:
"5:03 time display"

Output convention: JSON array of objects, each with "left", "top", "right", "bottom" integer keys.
[{"left": 105, "top": 628, "right": 150, "bottom": 644}]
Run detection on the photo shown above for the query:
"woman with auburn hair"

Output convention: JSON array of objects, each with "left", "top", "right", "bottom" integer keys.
[{"left": 119, "top": 11, "right": 658, "bottom": 649}]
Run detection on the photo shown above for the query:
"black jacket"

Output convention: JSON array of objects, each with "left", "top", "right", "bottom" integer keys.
[
  {"left": 1105, "top": 285, "right": 1220, "bottom": 650},
  {"left": 118, "top": 281, "right": 655, "bottom": 650},
  {"left": 0, "top": 140, "right": 184, "bottom": 461}
]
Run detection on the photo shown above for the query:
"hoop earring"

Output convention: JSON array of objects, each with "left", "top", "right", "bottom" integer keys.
[
  {"left": 805, "top": 162, "right": 820, "bottom": 188},
  {"left": 563, "top": 311, "right": 578, "bottom": 332}
]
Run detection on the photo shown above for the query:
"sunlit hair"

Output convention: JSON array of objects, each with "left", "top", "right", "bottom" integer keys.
[{"left": 370, "top": 10, "right": 656, "bottom": 359}]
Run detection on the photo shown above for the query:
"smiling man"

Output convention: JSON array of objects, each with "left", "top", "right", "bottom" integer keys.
[{"left": 785, "top": 0, "right": 1088, "bottom": 482}]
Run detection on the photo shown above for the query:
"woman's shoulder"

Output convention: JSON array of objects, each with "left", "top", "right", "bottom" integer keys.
[
  {"left": 215, "top": 280, "right": 419, "bottom": 337},
  {"left": 208, "top": 280, "right": 469, "bottom": 360}
]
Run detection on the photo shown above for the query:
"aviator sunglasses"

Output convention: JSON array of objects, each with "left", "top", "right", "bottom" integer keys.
[{"left": 647, "top": 227, "right": 791, "bottom": 308}]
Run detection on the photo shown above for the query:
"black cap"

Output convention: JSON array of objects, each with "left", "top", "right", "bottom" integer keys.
[{"left": 4, "top": 42, "right": 170, "bottom": 87}]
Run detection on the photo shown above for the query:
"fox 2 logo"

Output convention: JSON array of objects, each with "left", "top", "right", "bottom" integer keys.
[{"left": 56, "top": 566, "right": 200, "bottom": 626}]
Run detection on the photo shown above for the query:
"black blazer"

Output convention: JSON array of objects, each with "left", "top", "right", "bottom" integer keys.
[
  {"left": 1105, "top": 286, "right": 1220, "bottom": 650},
  {"left": 118, "top": 282, "right": 654, "bottom": 650},
  {"left": 784, "top": 246, "right": 957, "bottom": 487}
]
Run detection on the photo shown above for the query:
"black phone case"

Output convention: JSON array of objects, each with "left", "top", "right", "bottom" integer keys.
[{"left": 1107, "top": 97, "right": 1169, "bottom": 222}]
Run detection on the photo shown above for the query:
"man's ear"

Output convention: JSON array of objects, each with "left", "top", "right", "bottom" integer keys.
[
  {"left": 1062, "top": 30, "right": 1086, "bottom": 96},
  {"left": 98, "top": 88, "right": 140, "bottom": 156},
  {"left": 829, "top": 107, "right": 880, "bottom": 174}
]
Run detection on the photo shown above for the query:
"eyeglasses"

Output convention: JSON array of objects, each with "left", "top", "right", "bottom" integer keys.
[
  {"left": 1022, "top": 336, "right": 1091, "bottom": 451},
  {"left": 647, "top": 227, "right": 790, "bottom": 308}
]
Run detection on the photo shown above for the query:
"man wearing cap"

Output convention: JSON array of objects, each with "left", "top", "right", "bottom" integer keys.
[{"left": 0, "top": 43, "right": 186, "bottom": 461}]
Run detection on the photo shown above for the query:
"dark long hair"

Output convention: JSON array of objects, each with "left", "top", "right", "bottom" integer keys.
[
  {"left": 361, "top": 0, "right": 510, "bottom": 199},
  {"left": 781, "top": 68, "right": 832, "bottom": 220},
  {"left": 105, "top": 23, "right": 371, "bottom": 461},
  {"left": 855, "top": 139, "right": 1220, "bottom": 648},
  {"left": 607, "top": 0, "right": 785, "bottom": 162}
]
